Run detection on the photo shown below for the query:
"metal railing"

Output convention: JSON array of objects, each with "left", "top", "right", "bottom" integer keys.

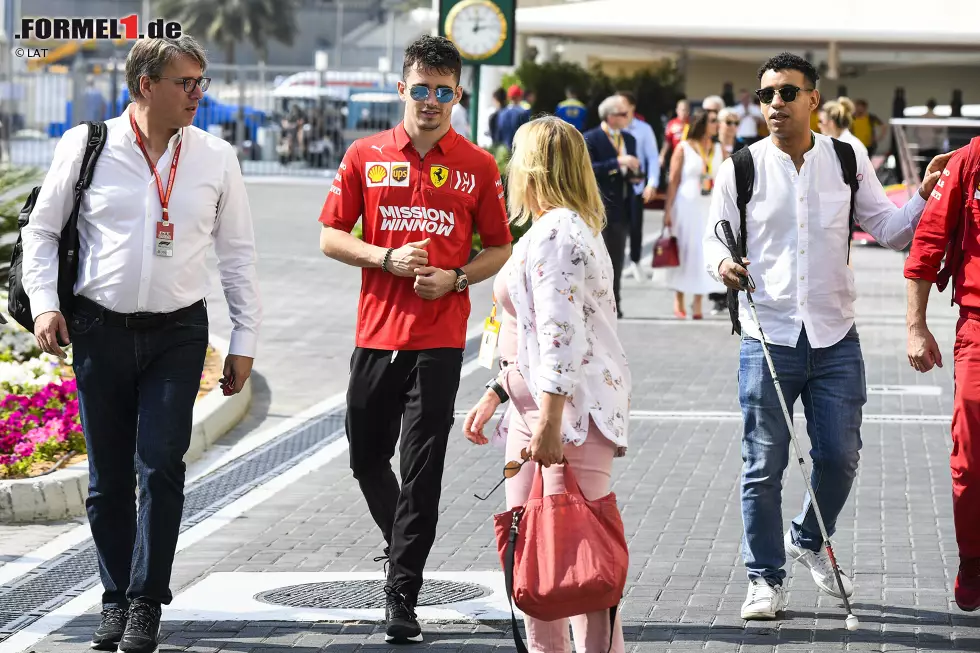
[
  {"left": 1, "top": 61, "right": 408, "bottom": 177},
  {"left": 888, "top": 117, "right": 980, "bottom": 195}
]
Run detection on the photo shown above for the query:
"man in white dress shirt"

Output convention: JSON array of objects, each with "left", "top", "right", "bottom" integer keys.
[
  {"left": 704, "top": 52, "right": 949, "bottom": 621},
  {"left": 732, "top": 89, "right": 765, "bottom": 144},
  {"left": 23, "top": 36, "right": 260, "bottom": 653}
]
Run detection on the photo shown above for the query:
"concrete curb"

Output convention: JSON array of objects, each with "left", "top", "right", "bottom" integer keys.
[{"left": 0, "top": 334, "right": 251, "bottom": 523}]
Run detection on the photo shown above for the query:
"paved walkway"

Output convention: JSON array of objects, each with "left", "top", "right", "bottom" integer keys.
[{"left": 3, "top": 184, "right": 978, "bottom": 652}]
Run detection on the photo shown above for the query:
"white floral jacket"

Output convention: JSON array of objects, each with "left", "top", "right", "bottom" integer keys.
[{"left": 494, "top": 208, "right": 631, "bottom": 449}]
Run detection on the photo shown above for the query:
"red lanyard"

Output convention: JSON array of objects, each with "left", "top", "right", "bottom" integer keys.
[{"left": 129, "top": 109, "right": 182, "bottom": 223}]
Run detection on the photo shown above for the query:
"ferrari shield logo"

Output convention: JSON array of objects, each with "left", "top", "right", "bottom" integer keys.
[{"left": 430, "top": 165, "right": 449, "bottom": 188}]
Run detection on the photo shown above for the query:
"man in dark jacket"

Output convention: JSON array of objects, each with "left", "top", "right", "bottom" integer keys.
[
  {"left": 584, "top": 94, "right": 643, "bottom": 318},
  {"left": 905, "top": 135, "right": 980, "bottom": 613}
]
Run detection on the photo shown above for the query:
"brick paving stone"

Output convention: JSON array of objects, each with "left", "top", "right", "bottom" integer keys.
[{"left": 14, "top": 225, "right": 980, "bottom": 652}]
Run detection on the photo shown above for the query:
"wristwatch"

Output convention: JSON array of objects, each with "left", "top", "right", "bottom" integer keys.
[{"left": 453, "top": 268, "right": 468, "bottom": 292}]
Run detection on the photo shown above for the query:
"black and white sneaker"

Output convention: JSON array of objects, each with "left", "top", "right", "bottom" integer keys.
[
  {"left": 119, "top": 599, "right": 162, "bottom": 653},
  {"left": 384, "top": 587, "right": 422, "bottom": 643},
  {"left": 91, "top": 606, "right": 127, "bottom": 650}
]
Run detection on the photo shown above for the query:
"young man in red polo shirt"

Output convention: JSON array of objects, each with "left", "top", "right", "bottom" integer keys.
[
  {"left": 318, "top": 35, "right": 512, "bottom": 643},
  {"left": 905, "top": 136, "right": 980, "bottom": 612}
]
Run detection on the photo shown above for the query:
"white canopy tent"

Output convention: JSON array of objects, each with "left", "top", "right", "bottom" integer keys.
[
  {"left": 514, "top": 0, "right": 980, "bottom": 52},
  {"left": 403, "top": 0, "right": 980, "bottom": 145}
]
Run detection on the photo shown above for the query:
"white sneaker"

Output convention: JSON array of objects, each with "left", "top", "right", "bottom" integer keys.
[
  {"left": 627, "top": 261, "right": 643, "bottom": 282},
  {"left": 785, "top": 530, "right": 854, "bottom": 598},
  {"left": 741, "top": 578, "right": 787, "bottom": 620}
]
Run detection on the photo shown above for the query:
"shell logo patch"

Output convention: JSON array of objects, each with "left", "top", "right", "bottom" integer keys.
[{"left": 367, "top": 164, "right": 389, "bottom": 186}]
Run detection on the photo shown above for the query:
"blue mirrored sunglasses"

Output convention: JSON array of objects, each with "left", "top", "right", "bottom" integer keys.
[{"left": 409, "top": 84, "right": 456, "bottom": 104}]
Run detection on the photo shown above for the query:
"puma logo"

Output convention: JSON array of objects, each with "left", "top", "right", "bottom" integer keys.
[{"left": 371, "top": 145, "right": 386, "bottom": 155}]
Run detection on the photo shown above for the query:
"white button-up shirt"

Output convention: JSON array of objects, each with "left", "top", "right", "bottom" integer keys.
[
  {"left": 22, "top": 108, "right": 261, "bottom": 357},
  {"left": 704, "top": 133, "right": 926, "bottom": 349}
]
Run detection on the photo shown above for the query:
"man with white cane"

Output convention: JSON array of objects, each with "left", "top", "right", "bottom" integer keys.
[{"left": 703, "top": 53, "right": 951, "bottom": 622}]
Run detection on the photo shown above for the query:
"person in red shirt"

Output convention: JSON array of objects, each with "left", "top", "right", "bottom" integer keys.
[
  {"left": 658, "top": 98, "right": 690, "bottom": 176},
  {"left": 318, "top": 35, "right": 512, "bottom": 642},
  {"left": 905, "top": 136, "right": 980, "bottom": 612}
]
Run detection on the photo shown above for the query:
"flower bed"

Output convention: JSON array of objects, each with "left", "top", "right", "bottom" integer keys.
[
  {"left": 0, "top": 321, "right": 222, "bottom": 480},
  {"left": 0, "top": 321, "right": 80, "bottom": 479}
]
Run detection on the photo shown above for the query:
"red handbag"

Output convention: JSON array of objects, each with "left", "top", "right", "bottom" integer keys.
[
  {"left": 651, "top": 226, "right": 680, "bottom": 268},
  {"left": 494, "top": 463, "right": 628, "bottom": 653}
]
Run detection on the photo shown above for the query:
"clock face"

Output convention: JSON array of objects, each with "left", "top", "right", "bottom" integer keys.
[{"left": 446, "top": 0, "right": 507, "bottom": 60}]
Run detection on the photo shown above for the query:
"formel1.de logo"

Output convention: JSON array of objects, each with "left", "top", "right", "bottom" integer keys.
[{"left": 17, "top": 15, "right": 182, "bottom": 40}]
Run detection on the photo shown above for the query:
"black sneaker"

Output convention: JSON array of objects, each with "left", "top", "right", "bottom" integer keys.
[
  {"left": 91, "top": 606, "right": 127, "bottom": 651},
  {"left": 384, "top": 587, "right": 422, "bottom": 643},
  {"left": 119, "top": 599, "right": 162, "bottom": 653}
]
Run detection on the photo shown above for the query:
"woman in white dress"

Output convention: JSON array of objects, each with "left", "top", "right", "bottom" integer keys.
[
  {"left": 817, "top": 97, "right": 868, "bottom": 157},
  {"left": 663, "top": 109, "right": 726, "bottom": 319}
]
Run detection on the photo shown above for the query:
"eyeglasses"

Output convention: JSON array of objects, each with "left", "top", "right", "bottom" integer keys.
[
  {"left": 156, "top": 76, "right": 211, "bottom": 93},
  {"left": 725, "top": 120, "right": 739, "bottom": 126},
  {"left": 474, "top": 448, "right": 531, "bottom": 501},
  {"left": 755, "top": 85, "right": 812, "bottom": 105},
  {"left": 408, "top": 84, "right": 456, "bottom": 103},
  {"left": 608, "top": 112, "right": 629, "bottom": 118}
]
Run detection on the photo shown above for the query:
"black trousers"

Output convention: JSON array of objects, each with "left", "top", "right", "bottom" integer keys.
[
  {"left": 630, "top": 194, "right": 645, "bottom": 264},
  {"left": 346, "top": 346, "right": 463, "bottom": 599},
  {"left": 602, "top": 219, "right": 629, "bottom": 316}
]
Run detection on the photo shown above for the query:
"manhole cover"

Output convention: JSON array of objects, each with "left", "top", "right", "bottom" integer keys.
[{"left": 254, "top": 580, "right": 491, "bottom": 609}]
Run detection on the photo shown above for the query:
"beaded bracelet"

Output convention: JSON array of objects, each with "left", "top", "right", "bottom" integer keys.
[{"left": 381, "top": 247, "right": 394, "bottom": 273}]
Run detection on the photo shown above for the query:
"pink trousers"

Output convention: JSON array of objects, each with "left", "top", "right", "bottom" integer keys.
[{"left": 501, "top": 368, "right": 626, "bottom": 653}]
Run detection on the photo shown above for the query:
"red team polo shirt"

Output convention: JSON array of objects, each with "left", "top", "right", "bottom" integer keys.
[
  {"left": 320, "top": 123, "right": 512, "bottom": 351},
  {"left": 664, "top": 117, "right": 688, "bottom": 150},
  {"left": 904, "top": 139, "right": 980, "bottom": 310}
]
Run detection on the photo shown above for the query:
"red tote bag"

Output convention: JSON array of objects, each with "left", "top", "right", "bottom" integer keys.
[
  {"left": 651, "top": 226, "right": 680, "bottom": 268},
  {"left": 494, "top": 463, "right": 628, "bottom": 652}
]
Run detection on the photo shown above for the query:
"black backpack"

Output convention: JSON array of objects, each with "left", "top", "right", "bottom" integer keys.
[
  {"left": 727, "top": 138, "right": 860, "bottom": 335},
  {"left": 8, "top": 121, "right": 107, "bottom": 334}
]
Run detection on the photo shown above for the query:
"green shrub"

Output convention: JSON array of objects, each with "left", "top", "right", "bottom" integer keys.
[{"left": 504, "top": 59, "right": 684, "bottom": 135}]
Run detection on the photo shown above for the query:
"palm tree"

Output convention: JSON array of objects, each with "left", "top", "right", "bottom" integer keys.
[{"left": 157, "top": 0, "right": 298, "bottom": 70}]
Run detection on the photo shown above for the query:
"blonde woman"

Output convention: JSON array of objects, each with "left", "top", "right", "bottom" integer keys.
[
  {"left": 463, "top": 116, "right": 630, "bottom": 653},
  {"left": 818, "top": 97, "right": 868, "bottom": 157},
  {"left": 718, "top": 107, "right": 748, "bottom": 157}
]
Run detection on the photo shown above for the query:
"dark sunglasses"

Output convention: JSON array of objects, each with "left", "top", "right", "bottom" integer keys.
[
  {"left": 409, "top": 84, "right": 456, "bottom": 103},
  {"left": 725, "top": 120, "right": 739, "bottom": 126},
  {"left": 608, "top": 111, "right": 629, "bottom": 118},
  {"left": 156, "top": 76, "right": 210, "bottom": 93},
  {"left": 755, "top": 85, "right": 812, "bottom": 105},
  {"left": 474, "top": 448, "right": 531, "bottom": 501}
]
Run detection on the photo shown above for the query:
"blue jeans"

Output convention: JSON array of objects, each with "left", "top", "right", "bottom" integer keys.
[
  {"left": 71, "top": 297, "right": 209, "bottom": 608},
  {"left": 739, "top": 325, "right": 866, "bottom": 586}
]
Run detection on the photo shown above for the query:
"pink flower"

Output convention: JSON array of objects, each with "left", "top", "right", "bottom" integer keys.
[{"left": 13, "top": 441, "right": 34, "bottom": 458}]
